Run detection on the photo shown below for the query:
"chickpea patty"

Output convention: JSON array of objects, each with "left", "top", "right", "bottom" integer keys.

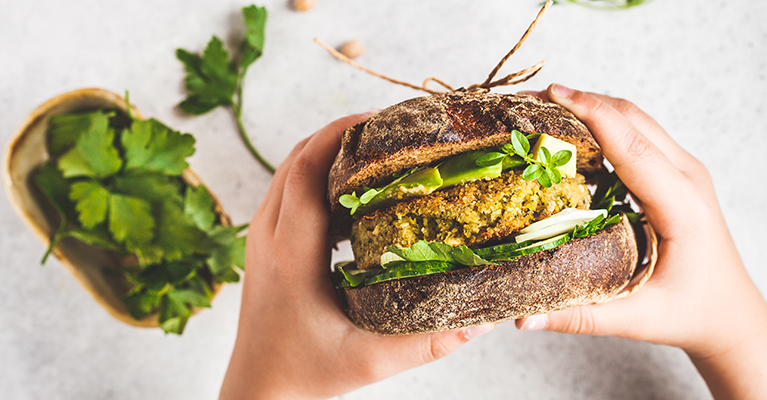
[{"left": 351, "top": 170, "right": 591, "bottom": 270}]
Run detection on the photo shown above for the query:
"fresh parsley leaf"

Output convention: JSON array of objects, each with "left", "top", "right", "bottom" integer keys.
[
  {"left": 108, "top": 194, "right": 155, "bottom": 246},
  {"left": 184, "top": 185, "right": 217, "bottom": 232},
  {"left": 239, "top": 5, "right": 267, "bottom": 69},
  {"left": 57, "top": 111, "right": 122, "bottom": 179},
  {"left": 69, "top": 180, "right": 110, "bottom": 229},
  {"left": 47, "top": 112, "right": 96, "bottom": 157},
  {"left": 177, "top": 36, "right": 238, "bottom": 115},
  {"left": 177, "top": 5, "right": 275, "bottom": 174},
  {"left": 121, "top": 119, "right": 195, "bottom": 176}
]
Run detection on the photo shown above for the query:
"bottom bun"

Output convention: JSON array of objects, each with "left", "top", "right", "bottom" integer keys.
[{"left": 339, "top": 215, "right": 639, "bottom": 335}]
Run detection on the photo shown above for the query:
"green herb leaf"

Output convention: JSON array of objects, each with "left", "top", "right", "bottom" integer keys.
[
  {"left": 108, "top": 194, "right": 155, "bottom": 246},
  {"left": 121, "top": 119, "right": 195, "bottom": 175},
  {"left": 359, "top": 188, "right": 382, "bottom": 204},
  {"left": 546, "top": 165, "right": 562, "bottom": 185},
  {"left": 511, "top": 130, "right": 530, "bottom": 157},
  {"left": 69, "top": 180, "right": 110, "bottom": 229},
  {"left": 239, "top": 5, "right": 267, "bottom": 70},
  {"left": 176, "top": 36, "right": 238, "bottom": 115},
  {"left": 184, "top": 185, "right": 217, "bottom": 232},
  {"left": 57, "top": 111, "right": 122, "bottom": 179},
  {"left": 47, "top": 112, "right": 97, "bottom": 157},
  {"left": 538, "top": 146, "right": 552, "bottom": 167},
  {"left": 522, "top": 164, "right": 543, "bottom": 181},
  {"left": 551, "top": 149, "right": 572, "bottom": 167}
]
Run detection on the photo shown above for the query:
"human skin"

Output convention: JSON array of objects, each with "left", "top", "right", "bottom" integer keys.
[
  {"left": 218, "top": 113, "right": 494, "bottom": 400},
  {"left": 516, "top": 84, "right": 767, "bottom": 400}
]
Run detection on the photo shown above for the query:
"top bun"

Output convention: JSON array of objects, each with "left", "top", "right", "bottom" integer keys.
[{"left": 328, "top": 92, "right": 604, "bottom": 212}]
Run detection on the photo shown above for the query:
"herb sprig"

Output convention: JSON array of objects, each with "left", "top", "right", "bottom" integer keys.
[
  {"left": 35, "top": 105, "right": 247, "bottom": 334},
  {"left": 475, "top": 130, "right": 572, "bottom": 188},
  {"left": 551, "top": 0, "right": 654, "bottom": 10},
  {"left": 176, "top": 5, "right": 275, "bottom": 174}
]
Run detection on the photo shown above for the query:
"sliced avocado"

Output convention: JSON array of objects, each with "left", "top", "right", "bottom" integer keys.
[
  {"left": 438, "top": 149, "right": 503, "bottom": 187},
  {"left": 354, "top": 167, "right": 443, "bottom": 215}
]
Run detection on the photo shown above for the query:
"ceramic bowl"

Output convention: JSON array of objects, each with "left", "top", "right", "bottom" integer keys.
[{"left": 3, "top": 88, "right": 230, "bottom": 328}]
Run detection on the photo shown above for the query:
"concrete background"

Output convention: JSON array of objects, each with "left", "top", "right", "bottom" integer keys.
[{"left": 1, "top": 0, "right": 765, "bottom": 398}]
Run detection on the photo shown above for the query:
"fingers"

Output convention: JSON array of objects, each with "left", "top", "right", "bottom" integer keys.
[
  {"left": 544, "top": 84, "right": 693, "bottom": 220},
  {"left": 276, "top": 112, "right": 374, "bottom": 236},
  {"left": 516, "top": 302, "right": 645, "bottom": 340},
  {"left": 358, "top": 324, "right": 495, "bottom": 381},
  {"left": 585, "top": 92, "right": 699, "bottom": 171}
]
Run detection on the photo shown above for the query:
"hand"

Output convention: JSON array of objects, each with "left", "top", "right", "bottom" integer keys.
[
  {"left": 516, "top": 84, "right": 767, "bottom": 399},
  {"left": 219, "top": 112, "right": 494, "bottom": 400}
]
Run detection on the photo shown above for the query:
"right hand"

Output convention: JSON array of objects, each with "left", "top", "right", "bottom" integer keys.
[{"left": 515, "top": 84, "right": 767, "bottom": 399}]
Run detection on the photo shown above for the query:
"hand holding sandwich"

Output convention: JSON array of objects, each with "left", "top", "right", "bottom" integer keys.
[
  {"left": 219, "top": 113, "right": 492, "bottom": 400},
  {"left": 516, "top": 84, "right": 767, "bottom": 399}
]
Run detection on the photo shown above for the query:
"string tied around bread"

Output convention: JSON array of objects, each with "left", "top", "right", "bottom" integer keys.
[{"left": 315, "top": 0, "right": 553, "bottom": 95}]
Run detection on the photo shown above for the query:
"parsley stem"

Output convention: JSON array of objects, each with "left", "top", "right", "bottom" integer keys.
[{"left": 232, "top": 86, "right": 276, "bottom": 175}]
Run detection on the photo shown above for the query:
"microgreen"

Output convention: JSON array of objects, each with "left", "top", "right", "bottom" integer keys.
[
  {"left": 177, "top": 5, "right": 275, "bottom": 174},
  {"left": 476, "top": 130, "right": 572, "bottom": 188},
  {"left": 551, "top": 0, "right": 653, "bottom": 10},
  {"left": 34, "top": 104, "right": 247, "bottom": 335}
]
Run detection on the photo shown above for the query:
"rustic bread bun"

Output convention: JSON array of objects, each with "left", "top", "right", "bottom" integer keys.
[
  {"left": 328, "top": 91, "right": 604, "bottom": 212},
  {"left": 339, "top": 215, "right": 638, "bottom": 335}
]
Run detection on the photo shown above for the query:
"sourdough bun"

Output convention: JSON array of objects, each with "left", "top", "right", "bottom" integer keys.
[
  {"left": 328, "top": 91, "right": 604, "bottom": 212},
  {"left": 339, "top": 215, "right": 638, "bottom": 335}
]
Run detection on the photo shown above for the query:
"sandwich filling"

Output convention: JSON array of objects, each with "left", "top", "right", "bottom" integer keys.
[{"left": 351, "top": 170, "right": 590, "bottom": 270}]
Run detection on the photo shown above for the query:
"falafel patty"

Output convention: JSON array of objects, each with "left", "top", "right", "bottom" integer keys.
[{"left": 351, "top": 170, "right": 591, "bottom": 270}]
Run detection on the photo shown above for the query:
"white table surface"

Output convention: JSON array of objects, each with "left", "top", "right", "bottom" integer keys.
[{"left": 2, "top": 0, "right": 765, "bottom": 399}]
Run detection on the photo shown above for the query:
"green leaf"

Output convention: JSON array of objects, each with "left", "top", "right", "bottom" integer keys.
[
  {"left": 121, "top": 119, "right": 195, "bottom": 176},
  {"left": 67, "top": 228, "right": 120, "bottom": 250},
  {"left": 522, "top": 164, "right": 543, "bottom": 181},
  {"left": 539, "top": 146, "right": 552, "bottom": 167},
  {"left": 546, "top": 165, "right": 562, "bottom": 185},
  {"left": 206, "top": 224, "right": 248, "bottom": 276},
  {"left": 475, "top": 151, "right": 507, "bottom": 167},
  {"left": 57, "top": 113, "right": 122, "bottom": 179},
  {"left": 511, "top": 130, "right": 530, "bottom": 157},
  {"left": 69, "top": 181, "right": 110, "bottom": 229},
  {"left": 551, "top": 149, "right": 572, "bottom": 167},
  {"left": 34, "top": 163, "right": 77, "bottom": 263},
  {"left": 339, "top": 192, "right": 361, "bottom": 215},
  {"left": 184, "top": 185, "right": 217, "bottom": 232},
  {"left": 239, "top": 5, "right": 267, "bottom": 70},
  {"left": 108, "top": 194, "right": 155, "bottom": 246},
  {"left": 450, "top": 245, "right": 495, "bottom": 266},
  {"left": 47, "top": 112, "right": 98, "bottom": 157},
  {"left": 359, "top": 188, "right": 381, "bottom": 204},
  {"left": 176, "top": 36, "right": 238, "bottom": 115},
  {"left": 338, "top": 265, "right": 366, "bottom": 288},
  {"left": 537, "top": 170, "right": 553, "bottom": 188}
]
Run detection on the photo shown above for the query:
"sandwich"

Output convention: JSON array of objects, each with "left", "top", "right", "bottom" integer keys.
[{"left": 328, "top": 90, "right": 641, "bottom": 335}]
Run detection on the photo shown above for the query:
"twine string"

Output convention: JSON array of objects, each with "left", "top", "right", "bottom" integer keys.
[{"left": 315, "top": 0, "right": 553, "bottom": 94}]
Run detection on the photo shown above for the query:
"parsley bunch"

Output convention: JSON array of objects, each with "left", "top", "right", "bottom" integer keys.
[
  {"left": 475, "top": 130, "right": 572, "bottom": 188},
  {"left": 176, "top": 5, "right": 275, "bottom": 174},
  {"left": 35, "top": 106, "right": 247, "bottom": 334}
]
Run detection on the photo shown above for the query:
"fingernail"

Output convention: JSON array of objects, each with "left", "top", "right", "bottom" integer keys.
[
  {"left": 520, "top": 314, "right": 549, "bottom": 331},
  {"left": 551, "top": 84, "right": 573, "bottom": 98},
  {"left": 464, "top": 323, "right": 495, "bottom": 340}
]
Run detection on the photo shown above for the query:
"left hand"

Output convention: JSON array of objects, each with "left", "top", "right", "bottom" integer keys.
[{"left": 219, "top": 112, "right": 494, "bottom": 400}]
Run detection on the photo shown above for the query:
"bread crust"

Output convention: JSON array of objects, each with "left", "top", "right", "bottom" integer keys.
[
  {"left": 338, "top": 215, "right": 638, "bottom": 335},
  {"left": 328, "top": 91, "right": 603, "bottom": 212}
]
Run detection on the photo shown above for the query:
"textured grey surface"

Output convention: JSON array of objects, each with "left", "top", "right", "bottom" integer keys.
[{"left": 1, "top": 0, "right": 765, "bottom": 399}]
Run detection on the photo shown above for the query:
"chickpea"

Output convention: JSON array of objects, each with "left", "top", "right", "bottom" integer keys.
[{"left": 339, "top": 40, "right": 365, "bottom": 59}]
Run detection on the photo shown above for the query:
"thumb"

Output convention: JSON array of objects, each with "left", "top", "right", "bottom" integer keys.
[
  {"left": 515, "top": 302, "right": 644, "bottom": 338},
  {"left": 389, "top": 323, "right": 496, "bottom": 366},
  {"left": 515, "top": 307, "right": 598, "bottom": 335}
]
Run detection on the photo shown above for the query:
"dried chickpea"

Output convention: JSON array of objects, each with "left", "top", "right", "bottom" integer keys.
[
  {"left": 293, "top": 0, "right": 315, "bottom": 12},
  {"left": 339, "top": 40, "right": 365, "bottom": 59}
]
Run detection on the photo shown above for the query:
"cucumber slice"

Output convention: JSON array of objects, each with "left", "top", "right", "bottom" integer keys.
[
  {"left": 515, "top": 208, "right": 607, "bottom": 243},
  {"left": 473, "top": 240, "right": 534, "bottom": 257},
  {"left": 487, "top": 233, "right": 571, "bottom": 261},
  {"left": 365, "top": 261, "right": 455, "bottom": 285}
]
